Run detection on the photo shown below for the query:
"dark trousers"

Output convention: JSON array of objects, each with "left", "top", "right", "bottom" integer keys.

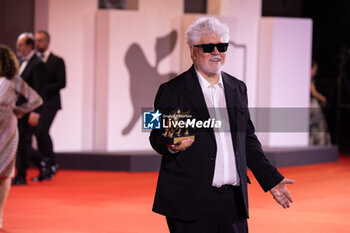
[
  {"left": 16, "top": 118, "right": 44, "bottom": 178},
  {"left": 166, "top": 185, "right": 248, "bottom": 233},
  {"left": 35, "top": 108, "right": 58, "bottom": 165}
]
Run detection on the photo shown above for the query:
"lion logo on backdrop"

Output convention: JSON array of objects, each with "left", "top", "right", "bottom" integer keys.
[{"left": 122, "top": 30, "right": 178, "bottom": 135}]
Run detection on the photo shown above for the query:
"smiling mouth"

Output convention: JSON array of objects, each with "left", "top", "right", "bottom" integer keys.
[{"left": 209, "top": 58, "right": 221, "bottom": 62}]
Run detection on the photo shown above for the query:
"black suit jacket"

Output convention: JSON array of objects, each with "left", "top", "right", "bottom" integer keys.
[
  {"left": 150, "top": 66, "right": 284, "bottom": 221},
  {"left": 18, "top": 54, "right": 47, "bottom": 113},
  {"left": 44, "top": 53, "right": 66, "bottom": 110}
]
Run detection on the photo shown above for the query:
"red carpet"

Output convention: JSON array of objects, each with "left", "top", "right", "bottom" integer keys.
[{"left": 3, "top": 155, "right": 350, "bottom": 232}]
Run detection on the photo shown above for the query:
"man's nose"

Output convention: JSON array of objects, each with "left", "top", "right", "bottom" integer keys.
[{"left": 212, "top": 46, "right": 219, "bottom": 54}]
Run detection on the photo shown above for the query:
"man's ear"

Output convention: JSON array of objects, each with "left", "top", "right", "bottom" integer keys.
[{"left": 190, "top": 46, "right": 196, "bottom": 61}]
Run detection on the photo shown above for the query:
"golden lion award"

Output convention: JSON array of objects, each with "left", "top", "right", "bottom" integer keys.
[{"left": 162, "top": 108, "right": 195, "bottom": 145}]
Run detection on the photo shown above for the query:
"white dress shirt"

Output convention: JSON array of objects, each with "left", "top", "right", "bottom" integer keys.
[
  {"left": 37, "top": 49, "right": 51, "bottom": 63},
  {"left": 196, "top": 69, "right": 240, "bottom": 187},
  {"left": 19, "top": 50, "right": 36, "bottom": 76}
]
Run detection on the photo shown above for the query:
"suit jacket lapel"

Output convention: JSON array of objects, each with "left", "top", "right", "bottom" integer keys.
[
  {"left": 222, "top": 72, "right": 238, "bottom": 151},
  {"left": 20, "top": 55, "right": 36, "bottom": 78},
  {"left": 46, "top": 53, "right": 53, "bottom": 64},
  {"left": 184, "top": 66, "right": 215, "bottom": 140}
]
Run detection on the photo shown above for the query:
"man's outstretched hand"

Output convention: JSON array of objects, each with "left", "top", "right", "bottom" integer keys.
[{"left": 270, "top": 178, "right": 295, "bottom": 208}]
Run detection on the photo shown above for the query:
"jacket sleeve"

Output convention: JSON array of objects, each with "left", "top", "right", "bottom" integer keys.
[
  {"left": 14, "top": 76, "right": 43, "bottom": 114},
  {"left": 32, "top": 61, "right": 47, "bottom": 113},
  {"left": 149, "top": 83, "right": 179, "bottom": 157},
  {"left": 242, "top": 82, "right": 284, "bottom": 192},
  {"left": 47, "top": 57, "right": 66, "bottom": 93}
]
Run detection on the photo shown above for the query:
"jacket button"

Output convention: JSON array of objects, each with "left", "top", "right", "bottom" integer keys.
[
  {"left": 210, "top": 156, "right": 215, "bottom": 161},
  {"left": 207, "top": 179, "right": 212, "bottom": 184}
]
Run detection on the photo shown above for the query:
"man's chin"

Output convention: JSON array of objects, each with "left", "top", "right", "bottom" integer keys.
[
  {"left": 206, "top": 67, "right": 223, "bottom": 75},
  {"left": 202, "top": 70, "right": 222, "bottom": 78}
]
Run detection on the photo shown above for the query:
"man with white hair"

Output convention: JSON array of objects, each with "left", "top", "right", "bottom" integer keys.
[{"left": 150, "top": 17, "right": 294, "bottom": 232}]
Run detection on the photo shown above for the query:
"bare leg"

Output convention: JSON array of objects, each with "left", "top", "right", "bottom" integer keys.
[{"left": 0, "top": 177, "right": 11, "bottom": 229}]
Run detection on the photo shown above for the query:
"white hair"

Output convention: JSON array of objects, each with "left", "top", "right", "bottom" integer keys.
[
  {"left": 18, "top": 32, "right": 34, "bottom": 41},
  {"left": 185, "top": 17, "right": 230, "bottom": 46}
]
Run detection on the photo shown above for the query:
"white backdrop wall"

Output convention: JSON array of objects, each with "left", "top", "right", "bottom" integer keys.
[
  {"left": 207, "top": 0, "right": 262, "bottom": 107},
  {"left": 35, "top": 0, "right": 98, "bottom": 151},
  {"left": 34, "top": 0, "right": 312, "bottom": 152},
  {"left": 95, "top": 1, "right": 184, "bottom": 151},
  {"left": 256, "top": 17, "right": 313, "bottom": 146}
]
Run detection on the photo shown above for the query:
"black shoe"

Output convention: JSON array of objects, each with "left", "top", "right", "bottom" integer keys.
[
  {"left": 50, "top": 163, "right": 59, "bottom": 178},
  {"left": 11, "top": 176, "right": 27, "bottom": 185},
  {"left": 31, "top": 161, "right": 50, "bottom": 182},
  {"left": 30, "top": 175, "right": 50, "bottom": 182},
  {"left": 31, "top": 174, "right": 51, "bottom": 182}
]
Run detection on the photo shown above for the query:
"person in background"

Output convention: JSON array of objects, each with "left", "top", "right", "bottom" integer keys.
[
  {"left": 0, "top": 45, "right": 42, "bottom": 228},
  {"left": 31, "top": 30, "right": 66, "bottom": 181},
  {"left": 309, "top": 60, "right": 332, "bottom": 145},
  {"left": 12, "top": 33, "right": 48, "bottom": 185}
]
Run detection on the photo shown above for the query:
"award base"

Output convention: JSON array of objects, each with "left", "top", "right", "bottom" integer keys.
[{"left": 169, "top": 135, "right": 195, "bottom": 145}]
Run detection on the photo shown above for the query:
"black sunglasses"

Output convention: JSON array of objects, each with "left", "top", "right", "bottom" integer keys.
[{"left": 193, "top": 43, "right": 229, "bottom": 53}]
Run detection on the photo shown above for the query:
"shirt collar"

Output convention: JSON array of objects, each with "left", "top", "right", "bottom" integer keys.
[
  {"left": 195, "top": 68, "right": 223, "bottom": 90},
  {"left": 24, "top": 50, "right": 35, "bottom": 62},
  {"left": 37, "top": 49, "right": 51, "bottom": 62},
  {"left": 43, "top": 49, "right": 51, "bottom": 59}
]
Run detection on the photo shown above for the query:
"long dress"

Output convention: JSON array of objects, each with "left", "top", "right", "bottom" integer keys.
[
  {"left": 309, "top": 77, "right": 331, "bottom": 145},
  {"left": 0, "top": 76, "right": 42, "bottom": 177}
]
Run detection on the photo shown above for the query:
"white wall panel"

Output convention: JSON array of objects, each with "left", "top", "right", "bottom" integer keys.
[
  {"left": 207, "top": 0, "right": 262, "bottom": 107},
  {"left": 95, "top": 1, "right": 183, "bottom": 151},
  {"left": 35, "top": 0, "right": 98, "bottom": 151},
  {"left": 257, "top": 17, "right": 313, "bottom": 146}
]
